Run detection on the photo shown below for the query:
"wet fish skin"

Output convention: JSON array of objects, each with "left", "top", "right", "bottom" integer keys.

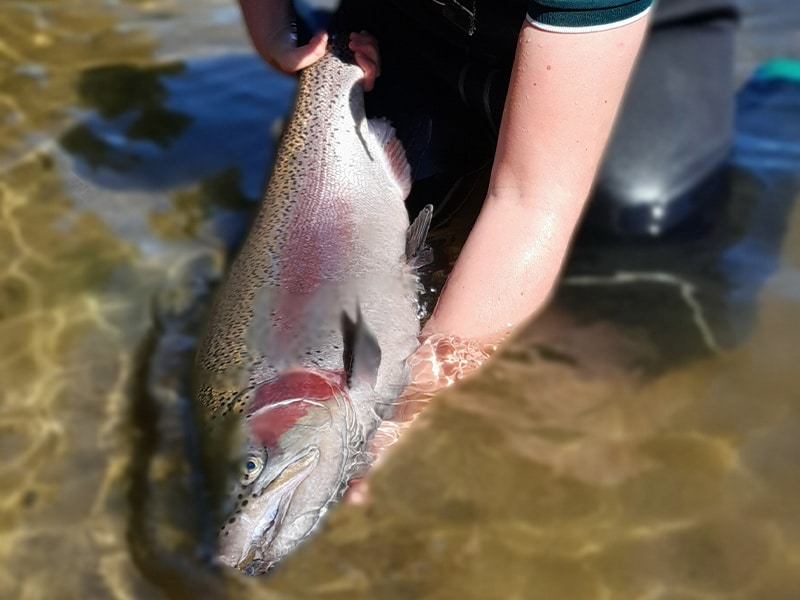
[{"left": 194, "top": 36, "right": 426, "bottom": 574}]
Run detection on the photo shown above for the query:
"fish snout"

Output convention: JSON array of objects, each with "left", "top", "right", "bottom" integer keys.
[{"left": 218, "top": 543, "right": 271, "bottom": 574}]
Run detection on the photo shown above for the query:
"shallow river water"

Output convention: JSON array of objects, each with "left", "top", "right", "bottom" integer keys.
[{"left": 1, "top": 1, "right": 800, "bottom": 599}]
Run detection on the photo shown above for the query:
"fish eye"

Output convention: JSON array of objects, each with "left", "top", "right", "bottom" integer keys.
[{"left": 240, "top": 453, "right": 265, "bottom": 485}]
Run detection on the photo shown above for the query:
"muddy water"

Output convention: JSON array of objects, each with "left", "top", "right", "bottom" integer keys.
[{"left": 1, "top": 1, "right": 799, "bottom": 599}]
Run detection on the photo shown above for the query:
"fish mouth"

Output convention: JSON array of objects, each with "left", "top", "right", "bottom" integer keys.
[{"left": 220, "top": 446, "right": 320, "bottom": 574}]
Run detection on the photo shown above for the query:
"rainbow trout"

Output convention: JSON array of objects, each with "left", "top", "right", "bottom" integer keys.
[{"left": 194, "top": 37, "right": 431, "bottom": 575}]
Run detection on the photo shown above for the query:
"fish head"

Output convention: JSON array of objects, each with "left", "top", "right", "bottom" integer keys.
[{"left": 217, "top": 369, "right": 363, "bottom": 574}]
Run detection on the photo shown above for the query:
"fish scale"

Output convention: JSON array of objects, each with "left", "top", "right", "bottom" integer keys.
[{"left": 193, "top": 35, "right": 431, "bottom": 574}]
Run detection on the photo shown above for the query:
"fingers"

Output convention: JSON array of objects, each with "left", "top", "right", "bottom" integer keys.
[
  {"left": 291, "top": 31, "right": 329, "bottom": 71},
  {"left": 265, "top": 29, "right": 380, "bottom": 90},
  {"left": 349, "top": 30, "right": 380, "bottom": 92},
  {"left": 269, "top": 31, "right": 328, "bottom": 73}
]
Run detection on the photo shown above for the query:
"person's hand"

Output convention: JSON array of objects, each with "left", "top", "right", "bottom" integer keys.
[
  {"left": 260, "top": 28, "right": 379, "bottom": 92},
  {"left": 260, "top": 26, "right": 329, "bottom": 74},
  {"left": 348, "top": 30, "right": 380, "bottom": 92},
  {"left": 345, "top": 334, "right": 496, "bottom": 505}
]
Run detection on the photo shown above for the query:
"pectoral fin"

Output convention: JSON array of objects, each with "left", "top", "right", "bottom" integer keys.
[
  {"left": 406, "top": 203, "right": 434, "bottom": 268},
  {"left": 341, "top": 305, "right": 382, "bottom": 389}
]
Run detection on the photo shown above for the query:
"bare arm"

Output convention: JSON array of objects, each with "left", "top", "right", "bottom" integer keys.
[{"left": 423, "top": 17, "right": 649, "bottom": 342}]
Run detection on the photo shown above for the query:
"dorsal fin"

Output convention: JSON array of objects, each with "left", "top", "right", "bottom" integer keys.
[{"left": 341, "top": 305, "right": 381, "bottom": 389}]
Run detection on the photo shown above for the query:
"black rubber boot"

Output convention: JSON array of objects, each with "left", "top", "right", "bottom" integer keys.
[{"left": 585, "top": 0, "right": 740, "bottom": 237}]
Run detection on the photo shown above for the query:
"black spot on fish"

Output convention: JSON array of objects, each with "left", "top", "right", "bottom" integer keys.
[
  {"left": 228, "top": 517, "right": 236, "bottom": 524},
  {"left": 242, "top": 500, "right": 249, "bottom": 506}
]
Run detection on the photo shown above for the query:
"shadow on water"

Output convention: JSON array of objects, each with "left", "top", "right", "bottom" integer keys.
[
  {"left": 551, "top": 67, "right": 800, "bottom": 378},
  {"left": 61, "top": 62, "right": 192, "bottom": 170},
  {"left": 1, "top": 1, "right": 800, "bottom": 598},
  {"left": 58, "top": 53, "right": 294, "bottom": 200}
]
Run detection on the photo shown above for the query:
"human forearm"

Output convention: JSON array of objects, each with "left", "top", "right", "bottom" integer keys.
[
  {"left": 239, "top": 0, "right": 288, "bottom": 58},
  {"left": 424, "top": 17, "right": 649, "bottom": 341}
]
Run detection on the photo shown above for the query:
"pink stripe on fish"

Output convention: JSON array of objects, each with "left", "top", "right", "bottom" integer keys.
[
  {"left": 271, "top": 190, "right": 354, "bottom": 336},
  {"left": 284, "top": 183, "right": 354, "bottom": 294}
]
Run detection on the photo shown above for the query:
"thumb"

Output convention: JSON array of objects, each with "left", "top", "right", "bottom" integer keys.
[{"left": 280, "top": 32, "right": 328, "bottom": 72}]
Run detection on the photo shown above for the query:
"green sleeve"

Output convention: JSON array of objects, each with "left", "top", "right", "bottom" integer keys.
[{"left": 527, "top": 0, "right": 653, "bottom": 31}]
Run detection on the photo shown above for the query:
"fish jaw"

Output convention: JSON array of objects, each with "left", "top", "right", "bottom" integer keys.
[{"left": 217, "top": 445, "right": 320, "bottom": 573}]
